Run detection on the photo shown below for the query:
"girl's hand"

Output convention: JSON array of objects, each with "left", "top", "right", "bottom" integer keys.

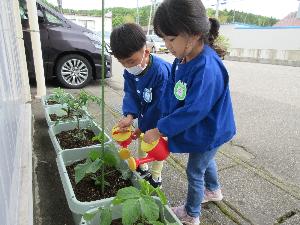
[
  {"left": 118, "top": 115, "right": 133, "bottom": 131},
  {"left": 132, "top": 128, "right": 142, "bottom": 140},
  {"left": 143, "top": 128, "right": 162, "bottom": 143}
]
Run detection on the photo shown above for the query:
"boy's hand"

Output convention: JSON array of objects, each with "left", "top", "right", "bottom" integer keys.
[
  {"left": 132, "top": 128, "right": 142, "bottom": 140},
  {"left": 143, "top": 128, "right": 162, "bottom": 144},
  {"left": 118, "top": 115, "right": 133, "bottom": 131}
]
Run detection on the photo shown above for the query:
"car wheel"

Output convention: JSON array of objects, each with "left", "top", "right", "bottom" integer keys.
[{"left": 56, "top": 54, "right": 92, "bottom": 88}]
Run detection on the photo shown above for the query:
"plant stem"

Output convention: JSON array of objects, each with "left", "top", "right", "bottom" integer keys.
[{"left": 101, "top": 0, "right": 105, "bottom": 194}]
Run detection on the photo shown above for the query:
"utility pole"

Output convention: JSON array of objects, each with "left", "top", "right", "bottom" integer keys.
[
  {"left": 215, "top": 0, "right": 220, "bottom": 19},
  {"left": 57, "top": 0, "right": 63, "bottom": 13},
  {"left": 147, "top": 0, "right": 154, "bottom": 35},
  {"left": 136, "top": 0, "right": 140, "bottom": 25}
]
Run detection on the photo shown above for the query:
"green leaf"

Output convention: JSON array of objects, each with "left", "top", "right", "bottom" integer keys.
[
  {"left": 100, "top": 207, "right": 112, "bottom": 225},
  {"left": 155, "top": 188, "right": 168, "bottom": 205},
  {"left": 139, "top": 179, "right": 155, "bottom": 196},
  {"left": 103, "top": 150, "right": 119, "bottom": 167},
  {"left": 83, "top": 211, "right": 97, "bottom": 221},
  {"left": 112, "top": 196, "right": 124, "bottom": 205},
  {"left": 88, "top": 150, "right": 101, "bottom": 161},
  {"left": 122, "top": 199, "right": 141, "bottom": 225},
  {"left": 74, "top": 158, "right": 92, "bottom": 184},
  {"left": 116, "top": 186, "right": 140, "bottom": 200},
  {"left": 140, "top": 195, "right": 159, "bottom": 221},
  {"left": 86, "top": 158, "right": 102, "bottom": 174},
  {"left": 149, "top": 221, "right": 164, "bottom": 225}
]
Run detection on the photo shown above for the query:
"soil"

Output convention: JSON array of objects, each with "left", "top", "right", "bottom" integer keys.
[
  {"left": 47, "top": 100, "right": 59, "bottom": 105},
  {"left": 66, "top": 160, "right": 132, "bottom": 202},
  {"left": 49, "top": 112, "right": 82, "bottom": 122},
  {"left": 56, "top": 128, "right": 100, "bottom": 149}
]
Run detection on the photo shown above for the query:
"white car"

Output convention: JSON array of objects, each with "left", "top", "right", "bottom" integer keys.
[{"left": 146, "top": 35, "right": 169, "bottom": 53}]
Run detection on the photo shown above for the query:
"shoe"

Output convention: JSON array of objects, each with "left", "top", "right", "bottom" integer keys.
[
  {"left": 201, "top": 189, "right": 223, "bottom": 203},
  {"left": 144, "top": 174, "right": 162, "bottom": 188},
  {"left": 171, "top": 205, "right": 200, "bottom": 225},
  {"left": 136, "top": 166, "right": 150, "bottom": 178}
]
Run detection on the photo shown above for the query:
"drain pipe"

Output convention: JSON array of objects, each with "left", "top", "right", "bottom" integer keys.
[{"left": 26, "top": 0, "right": 46, "bottom": 98}]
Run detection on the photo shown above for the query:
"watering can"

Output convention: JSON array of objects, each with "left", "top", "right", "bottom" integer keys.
[
  {"left": 127, "top": 135, "right": 170, "bottom": 171},
  {"left": 111, "top": 125, "right": 136, "bottom": 160}
]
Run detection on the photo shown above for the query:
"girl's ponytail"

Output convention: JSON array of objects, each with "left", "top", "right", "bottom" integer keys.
[{"left": 208, "top": 18, "right": 220, "bottom": 47}]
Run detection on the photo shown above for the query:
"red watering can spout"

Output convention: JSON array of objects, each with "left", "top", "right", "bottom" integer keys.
[{"left": 128, "top": 137, "right": 169, "bottom": 171}]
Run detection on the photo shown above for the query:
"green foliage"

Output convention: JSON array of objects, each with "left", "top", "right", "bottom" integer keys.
[
  {"left": 60, "top": 5, "right": 278, "bottom": 28},
  {"left": 83, "top": 179, "right": 178, "bottom": 225},
  {"left": 74, "top": 146, "right": 122, "bottom": 185}
]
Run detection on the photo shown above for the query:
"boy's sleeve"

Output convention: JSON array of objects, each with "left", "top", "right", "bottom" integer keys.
[
  {"left": 157, "top": 65, "right": 223, "bottom": 138},
  {"left": 122, "top": 73, "right": 140, "bottom": 119}
]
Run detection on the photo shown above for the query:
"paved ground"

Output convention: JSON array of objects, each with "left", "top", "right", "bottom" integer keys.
[{"left": 32, "top": 58, "right": 300, "bottom": 225}]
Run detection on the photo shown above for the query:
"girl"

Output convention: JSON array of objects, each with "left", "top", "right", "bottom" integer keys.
[{"left": 143, "top": 0, "right": 236, "bottom": 224}]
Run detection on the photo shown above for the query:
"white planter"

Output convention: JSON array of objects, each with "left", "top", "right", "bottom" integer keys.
[
  {"left": 79, "top": 197, "right": 183, "bottom": 225},
  {"left": 41, "top": 94, "right": 73, "bottom": 108},
  {"left": 48, "top": 120, "right": 112, "bottom": 154},
  {"left": 56, "top": 147, "right": 141, "bottom": 225},
  {"left": 44, "top": 105, "right": 91, "bottom": 127}
]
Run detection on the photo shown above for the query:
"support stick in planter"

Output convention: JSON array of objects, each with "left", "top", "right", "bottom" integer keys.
[{"left": 100, "top": 0, "right": 106, "bottom": 194}]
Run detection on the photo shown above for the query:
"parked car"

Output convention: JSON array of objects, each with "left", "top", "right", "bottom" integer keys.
[
  {"left": 146, "top": 35, "right": 168, "bottom": 53},
  {"left": 20, "top": 0, "right": 112, "bottom": 88}
]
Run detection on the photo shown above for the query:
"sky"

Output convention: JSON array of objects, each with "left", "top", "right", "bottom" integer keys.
[{"left": 48, "top": 0, "right": 300, "bottom": 19}]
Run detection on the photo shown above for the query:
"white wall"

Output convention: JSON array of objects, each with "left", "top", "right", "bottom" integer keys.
[
  {"left": 64, "top": 14, "right": 112, "bottom": 33},
  {"left": 221, "top": 24, "right": 300, "bottom": 50},
  {"left": 0, "top": 0, "right": 33, "bottom": 225}
]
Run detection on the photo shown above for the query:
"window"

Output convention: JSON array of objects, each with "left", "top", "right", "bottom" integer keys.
[{"left": 45, "top": 11, "right": 63, "bottom": 25}]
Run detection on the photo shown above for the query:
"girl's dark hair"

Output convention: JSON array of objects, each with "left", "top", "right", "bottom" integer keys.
[
  {"left": 110, "top": 23, "right": 146, "bottom": 59},
  {"left": 153, "top": 0, "right": 220, "bottom": 46}
]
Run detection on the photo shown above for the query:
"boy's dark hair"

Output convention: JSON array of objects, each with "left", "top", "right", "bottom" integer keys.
[
  {"left": 110, "top": 23, "right": 146, "bottom": 59},
  {"left": 153, "top": 0, "right": 219, "bottom": 46}
]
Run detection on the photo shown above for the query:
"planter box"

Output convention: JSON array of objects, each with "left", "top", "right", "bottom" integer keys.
[
  {"left": 79, "top": 196, "right": 182, "bottom": 225},
  {"left": 41, "top": 94, "right": 73, "bottom": 108},
  {"left": 49, "top": 120, "right": 112, "bottom": 154},
  {"left": 44, "top": 105, "right": 91, "bottom": 127},
  {"left": 56, "top": 147, "right": 141, "bottom": 225}
]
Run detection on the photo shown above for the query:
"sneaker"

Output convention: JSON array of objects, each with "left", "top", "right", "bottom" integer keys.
[
  {"left": 201, "top": 189, "right": 223, "bottom": 203},
  {"left": 136, "top": 166, "right": 150, "bottom": 178},
  {"left": 171, "top": 205, "right": 200, "bottom": 225},
  {"left": 144, "top": 174, "right": 162, "bottom": 188}
]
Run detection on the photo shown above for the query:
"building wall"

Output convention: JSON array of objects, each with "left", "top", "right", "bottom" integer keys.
[
  {"left": 0, "top": 0, "right": 32, "bottom": 225},
  {"left": 64, "top": 14, "right": 112, "bottom": 33},
  {"left": 220, "top": 24, "right": 300, "bottom": 66}
]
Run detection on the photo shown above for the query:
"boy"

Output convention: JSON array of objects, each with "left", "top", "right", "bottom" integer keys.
[{"left": 110, "top": 23, "right": 171, "bottom": 188}]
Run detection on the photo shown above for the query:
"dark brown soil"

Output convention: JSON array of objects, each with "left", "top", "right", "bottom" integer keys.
[
  {"left": 66, "top": 160, "right": 132, "bottom": 202},
  {"left": 47, "top": 100, "right": 59, "bottom": 105},
  {"left": 56, "top": 128, "right": 99, "bottom": 149},
  {"left": 49, "top": 112, "right": 82, "bottom": 122}
]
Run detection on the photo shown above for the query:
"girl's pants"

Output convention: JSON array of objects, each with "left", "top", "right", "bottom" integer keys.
[
  {"left": 138, "top": 138, "right": 164, "bottom": 180},
  {"left": 185, "top": 147, "right": 220, "bottom": 217}
]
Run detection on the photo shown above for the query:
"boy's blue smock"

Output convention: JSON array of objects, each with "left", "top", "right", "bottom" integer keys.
[
  {"left": 157, "top": 45, "right": 236, "bottom": 153},
  {"left": 122, "top": 55, "right": 171, "bottom": 133}
]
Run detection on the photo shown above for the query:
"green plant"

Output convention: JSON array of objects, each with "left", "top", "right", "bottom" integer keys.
[
  {"left": 213, "top": 35, "right": 230, "bottom": 59},
  {"left": 75, "top": 145, "right": 131, "bottom": 190},
  {"left": 84, "top": 179, "right": 179, "bottom": 225}
]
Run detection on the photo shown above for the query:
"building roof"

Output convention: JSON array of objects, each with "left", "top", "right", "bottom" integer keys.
[{"left": 274, "top": 12, "right": 300, "bottom": 26}]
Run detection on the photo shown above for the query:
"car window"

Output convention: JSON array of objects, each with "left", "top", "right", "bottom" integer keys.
[
  {"left": 44, "top": 11, "right": 63, "bottom": 25},
  {"left": 19, "top": 1, "right": 28, "bottom": 20}
]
